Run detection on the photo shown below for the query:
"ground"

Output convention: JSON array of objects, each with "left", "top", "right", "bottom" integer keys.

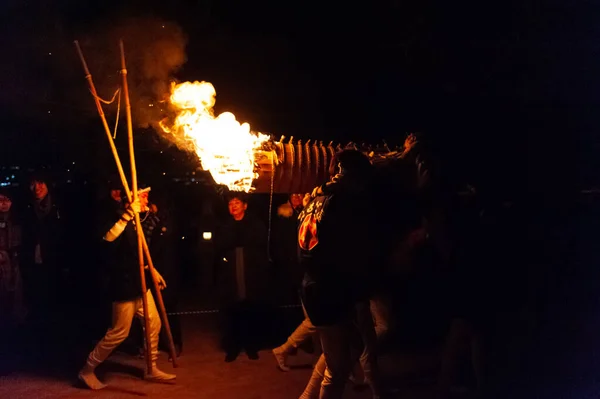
[{"left": 0, "top": 312, "right": 444, "bottom": 399}]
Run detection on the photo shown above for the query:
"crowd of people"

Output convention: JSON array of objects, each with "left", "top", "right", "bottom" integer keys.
[{"left": 0, "top": 141, "right": 525, "bottom": 399}]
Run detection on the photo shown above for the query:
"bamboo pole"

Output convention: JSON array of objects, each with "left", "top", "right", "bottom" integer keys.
[
  {"left": 119, "top": 40, "right": 153, "bottom": 375},
  {"left": 74, "top": 40, "right": 178, "bottom": 369},
  {"left": 119, "top": 40, "right": 178, "bottom": 369}
]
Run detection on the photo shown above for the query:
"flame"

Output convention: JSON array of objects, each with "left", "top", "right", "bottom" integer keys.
[{"left": 160, "top": 81, "right": 270, "bottom": 192}]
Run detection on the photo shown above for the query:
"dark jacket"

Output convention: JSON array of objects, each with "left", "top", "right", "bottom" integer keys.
[
  {"left": 20, "top": 193, "right": 62, "bottom": 270},
  {"left": 102, "top": 206, "right": 152, "bottom": 302},
  {"left": 299, "top": 173, "right": 378, "bottom": 326},
  {"left": 271, "top": 201, "right": 303, "bottom": 284},
  {"left": 215, "top": 213, "right": 269, "bottom": 303}
]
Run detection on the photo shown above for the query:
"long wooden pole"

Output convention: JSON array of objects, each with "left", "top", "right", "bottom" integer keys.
[
  {"left": 119, "top": 40, "right": 153, "bottom": 375},
  {"left": 74, "top": 40, "right": 178, "bottom": 369},
  {"left": 119, "top": 40, "right": 178, "bottom": 369}
]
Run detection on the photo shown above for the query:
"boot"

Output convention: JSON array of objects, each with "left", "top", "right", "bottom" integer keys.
[
  {"left": 144, "top": 365, "right": 176, "bottom": 382},
  {"left": 272, "top": 341, "right": 295, "bottom": 371},
  {"left": 78, "top": 361, "right": 106, "bottom": 390}
]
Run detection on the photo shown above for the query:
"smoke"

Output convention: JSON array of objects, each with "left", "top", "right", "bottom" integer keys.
[
  {"left": 0, "top": 11, "right": 187, "bottom": 132},
  {"left": 77, "top": 16, "right": 188, "bottom": 129}
]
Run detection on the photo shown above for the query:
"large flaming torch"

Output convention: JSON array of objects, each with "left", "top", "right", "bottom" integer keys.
[{"left": 160, "top": 81, "right": 414, "bottom": 194}]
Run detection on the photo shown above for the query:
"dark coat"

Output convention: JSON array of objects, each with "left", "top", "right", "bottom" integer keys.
[
  {"left": 100, "top": 205, "right": 152, "bottom": 302},
  {"left": 271, "top": 202, "right": 303, "bottom": 284},
  {"left": 20, "top": 193, "right": 63, "bottom": 271},
  {"left": 215, "top": 213, "right": 269, "bottom": 304},
  {"left": 299, "top": 174, "right": 378, "bottom": 326}
]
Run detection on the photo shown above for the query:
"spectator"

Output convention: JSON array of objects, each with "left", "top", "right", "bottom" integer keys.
[
  {"left": 271, "top": 193, "right": 304, "bottom": 304},
  {"left": 20, "top": 173, "right": 63, "bottom": 322},
  {"left": 0, "top": 189, "right": 24, "bottom": 322},
  {"left": 215, "top": 192, "right": 269, "bottom": 362}
]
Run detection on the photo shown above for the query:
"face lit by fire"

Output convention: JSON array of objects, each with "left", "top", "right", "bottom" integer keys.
[
  {"left": 228, "top": 198, "right": 247, "bottom": 221},
  {"left": 139, "top": 191, "right": 149, "bottom": 211},
  {"left": 290, "top": 194, "right": 303, "bottom": 209},
  {"left": 30, "top": 180, "right": 48, "bottom": 201},
  {"left": 0, "top": 194, "right": 12, "bottom": 213},
  {"left": 160, "top": 81, "right": 270, "bottom": 192}
]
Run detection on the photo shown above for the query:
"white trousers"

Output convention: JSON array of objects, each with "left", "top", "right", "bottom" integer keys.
[{"left": 87, "top": 290, "right": 161, "bottom": 367}]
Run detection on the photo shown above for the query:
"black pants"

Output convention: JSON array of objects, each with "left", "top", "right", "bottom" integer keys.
[
  {"left": 222, "top": 300, "right": 264, "bottom": 354},
  {"left": 20, "top": 263, "right": 56, "bottom": 320}
]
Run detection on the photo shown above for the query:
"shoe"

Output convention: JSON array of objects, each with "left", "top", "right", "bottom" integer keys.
[
  {"left": 247, "top": 350, "right": 259, "bottom": 360},
  {"left": 144, "top": 367, "right": 176, "bottom": 382},
  {"left": 78, "top": 369, "right": 107, "bottom": 390},
  {"left": 272, "top": 346, "right": 290, "bottom": 371},
  {"left": 225, "top": 351, "right": 239, "bottom": 362}
]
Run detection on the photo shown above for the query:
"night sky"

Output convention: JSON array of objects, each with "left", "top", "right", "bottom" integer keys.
[{"left": 0, "top": 0, "right": 599, "bottom": 194}]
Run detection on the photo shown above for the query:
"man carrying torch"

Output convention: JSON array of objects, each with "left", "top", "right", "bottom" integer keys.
[{"left": 78, "top": 187, "right": 176, "bottom": 390}]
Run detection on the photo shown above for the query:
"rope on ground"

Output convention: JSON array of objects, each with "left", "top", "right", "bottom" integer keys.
[{"left": 166, "top": 303, "right": 301, "bottom": 316}]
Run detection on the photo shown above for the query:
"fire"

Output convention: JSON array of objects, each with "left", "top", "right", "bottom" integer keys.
[{"left": 160, "top": 81, "right": 270, "bottom": 192}]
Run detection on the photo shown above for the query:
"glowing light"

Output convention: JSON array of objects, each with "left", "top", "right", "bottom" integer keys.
[
  {"left": 202, "top": 232, "right": 212, "bottom": 240},
  {"left": 160, "top": 81, "right": 270, "bottom": 192}
]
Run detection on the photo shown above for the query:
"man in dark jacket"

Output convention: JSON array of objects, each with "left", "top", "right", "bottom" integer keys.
[
  {"left": 215, "top": 192, "right": 269, "bottom": 362},
  {"left": 20, "top": 174, "right": 63, "bottom": 321},
  {"left": 78, "top": 189, "right": 175, "bottom": 390},
  {"left": 297, "top": 149, "right": 379, "bottom": 399}
]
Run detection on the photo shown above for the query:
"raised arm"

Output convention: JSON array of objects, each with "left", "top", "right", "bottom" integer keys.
[
  {"left": 103, "top": 197, "right": 143, "bottom": 242},
  {"left": 103, "top": 209, "right": 133, "bottom": 242}
]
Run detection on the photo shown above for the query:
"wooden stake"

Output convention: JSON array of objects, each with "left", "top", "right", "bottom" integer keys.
[
  {"left": 118, "top": 40, "right": 153, "bottom": 375},
  {"left": 74, "top": 40, "right": 178, "bottom": 369},
  {"left": 119, "top": 40, "right": 178, "bottom": 369}
]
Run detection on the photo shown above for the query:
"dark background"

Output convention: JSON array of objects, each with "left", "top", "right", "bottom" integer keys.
[
  {"left": 0, "top": 2, "right": 600, "bottom": 398},
  {"left": 0, "top": 0, "right": 597, "bottom": 195}
]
